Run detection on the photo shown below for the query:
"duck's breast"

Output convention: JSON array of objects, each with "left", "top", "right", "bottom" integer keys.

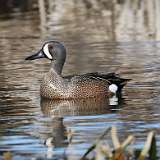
[{"left": 40, "top": 70, "right": 67, "bottom": 99}]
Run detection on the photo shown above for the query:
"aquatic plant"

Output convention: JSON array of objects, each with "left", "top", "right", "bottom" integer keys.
[{"left": 81, "top": 126, "right": 157, "bottom": 160}]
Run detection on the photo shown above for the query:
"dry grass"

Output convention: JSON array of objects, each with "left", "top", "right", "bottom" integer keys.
[{"left": 81, "top": 126, "right": 157, "bottom": 160}]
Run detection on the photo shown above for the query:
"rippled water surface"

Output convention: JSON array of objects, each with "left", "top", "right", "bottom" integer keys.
[{"left": 0, "top": 5, "right": 160, "bottom": 160}]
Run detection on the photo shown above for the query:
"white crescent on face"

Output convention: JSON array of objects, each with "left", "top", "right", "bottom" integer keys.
[{"left": 43, "top": 43, "right": 53, "bottom": 60}]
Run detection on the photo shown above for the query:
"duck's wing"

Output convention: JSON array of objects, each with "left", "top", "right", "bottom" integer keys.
[
  {"left": 64, "top": 72, "right": 131, "bottom": 90},
  {"left": 83, "top": 72, "right": 131, "bottom": 90}
]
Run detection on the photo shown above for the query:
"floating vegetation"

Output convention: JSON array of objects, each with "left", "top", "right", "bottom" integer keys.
[{"left": 81, "top": 126, "right": 157, "bottom": 160}]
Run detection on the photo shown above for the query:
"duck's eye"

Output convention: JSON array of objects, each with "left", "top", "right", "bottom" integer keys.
[{"left": 48, "top": 45, "right": 53, "bottom": 51}]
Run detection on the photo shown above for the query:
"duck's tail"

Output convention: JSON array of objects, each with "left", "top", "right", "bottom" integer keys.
[
  {"left": 106, "top": 73, "right": 131, "bottom": 92},
  {"left": 117, "top": 77, "right": 131, "bottom": 91}
]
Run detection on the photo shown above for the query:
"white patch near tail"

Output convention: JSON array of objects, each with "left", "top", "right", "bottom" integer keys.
[
  {"left": 109, "top": 84, "right": 118, "bottom": 93},
  {"left": 43, "top": 43, "right": 53, "bottom": 60}
]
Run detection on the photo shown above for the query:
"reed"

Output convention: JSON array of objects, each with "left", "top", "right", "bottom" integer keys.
[{"left": 81, "top": 126, "right": 157, "bottom": 160}]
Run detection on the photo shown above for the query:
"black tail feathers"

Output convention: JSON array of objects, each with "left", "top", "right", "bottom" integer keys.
[{"left": 106, "top": 73, "right": 131, "bottom": 91}]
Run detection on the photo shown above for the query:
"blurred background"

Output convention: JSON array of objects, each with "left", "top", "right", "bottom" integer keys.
[
  {"left": 1, "top": 0, "right": 160, "bottom": 41},
  {"left": 0, "top": 0, "right": 160, "bottom": 160}
]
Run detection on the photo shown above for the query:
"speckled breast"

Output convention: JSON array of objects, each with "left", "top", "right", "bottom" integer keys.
[{"left": 40, "top": 70, "right": 67, "bottom": 99}]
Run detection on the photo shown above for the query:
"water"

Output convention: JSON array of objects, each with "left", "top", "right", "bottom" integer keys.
[{"left": 0, "top": 1, "right": 160, "bottom": 159}]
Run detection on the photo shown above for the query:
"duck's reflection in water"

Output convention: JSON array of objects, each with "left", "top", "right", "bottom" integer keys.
[
  {"left": 40, "top": 96, "right": 123, "bottom": 158},
  {"left": 43, "top": 117, "right": 67, "bottom": 159},
  {"left": 41, "top": 96, "right": 121, "bottom": 117}
]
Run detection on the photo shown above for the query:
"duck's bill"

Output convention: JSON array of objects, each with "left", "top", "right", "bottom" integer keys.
[{"left": 25, "top": 50, "right": 45, "bottom": 60}]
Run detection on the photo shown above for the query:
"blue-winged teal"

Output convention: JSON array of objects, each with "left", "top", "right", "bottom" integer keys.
[{"left": 25, "top": 41, "right": 130, "bottom": 99}]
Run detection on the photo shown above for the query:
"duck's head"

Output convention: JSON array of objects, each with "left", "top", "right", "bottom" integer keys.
[
  {"left": 25, "top": 41, "right": 66, "bottom": 62},
  {"left": 25, "top": 41, "right": 66, "bottom": 74}
]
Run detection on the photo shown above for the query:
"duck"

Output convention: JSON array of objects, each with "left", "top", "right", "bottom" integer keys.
[{"left": 25, "top": 41, "right": 130, "bottom": 99}]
